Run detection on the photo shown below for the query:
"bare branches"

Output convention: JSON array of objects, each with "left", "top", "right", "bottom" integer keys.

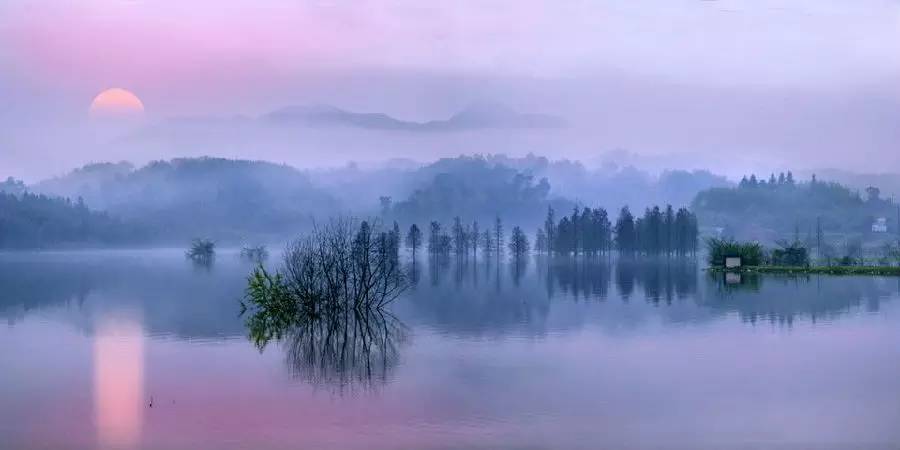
[{"left": 245, "top": 217, "right": 407, "bottom": 318}]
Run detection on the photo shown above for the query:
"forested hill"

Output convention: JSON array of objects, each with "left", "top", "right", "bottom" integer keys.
[
  {"left": 387, "top": 156, "right": 561, "bottom": 225},
  {"left": 33, "top": 157, "right": 337, "bottom": 241},
  {"left": 0, "top": 192, "right": 147, "bottom": 248},
  {"left": 692, "top": 172, "right": 897, "bottom": 242}
]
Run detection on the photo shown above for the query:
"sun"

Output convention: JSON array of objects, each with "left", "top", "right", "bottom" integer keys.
[{"left": 89, "top": 88, "right": 145, "bottom": 118}]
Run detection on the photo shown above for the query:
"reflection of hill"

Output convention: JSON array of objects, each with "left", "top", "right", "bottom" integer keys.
[
  {"left": 0, "top": 252, "right": 249, "bottom": 338},
  {"left": 0, "top": 257, "right": 93, "bottom": 322}
]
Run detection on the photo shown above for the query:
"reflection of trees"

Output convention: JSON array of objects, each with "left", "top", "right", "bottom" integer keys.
[
  {"left": 0, "top": 259, "right": 93, "bottom": 321},
  {"left": 0, "top": 253, "right": 250, "bottom": 336},
  {"left": 404, "top": 257, "right": 551, "bottom": 337},
  {"left": 701, "top": 274, "right": 893, "bottom": 325},
  {"left": 247, "top": 307, "right": 408, "bottom": 391},
  {"left": 614, "top": 258, "right": 698, "bottom": 304},
  {"left": 510, "top": 255, "right": 529, "bottom": 286},
  {"left": 547, "top": 258, "right": 610, "bottom": 300}
]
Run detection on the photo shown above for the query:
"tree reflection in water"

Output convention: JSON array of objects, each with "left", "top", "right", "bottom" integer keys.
[{"left": 246, "top": 306, "right": 408, "bottom": 391}]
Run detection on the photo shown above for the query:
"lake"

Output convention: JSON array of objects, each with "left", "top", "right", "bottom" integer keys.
[{"left": 2, "top": 249, "right": 900, "bottom": 450}]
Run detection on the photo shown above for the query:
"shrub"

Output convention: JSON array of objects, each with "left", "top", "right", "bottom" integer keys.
[
  {"left": 706, "top": 238, "right": 764, "bottom": 267},
  {"left": 186, "top": 238, "right": 215, "bottom": 261}
]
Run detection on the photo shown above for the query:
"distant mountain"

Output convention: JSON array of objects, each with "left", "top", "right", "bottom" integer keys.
[{"left": 262, "top": 102, "right": 566, "bottom": 132}]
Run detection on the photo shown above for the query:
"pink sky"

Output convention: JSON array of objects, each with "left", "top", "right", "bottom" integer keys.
[{"left": 1, "top": 0, "right": 898, "bottom": 179}]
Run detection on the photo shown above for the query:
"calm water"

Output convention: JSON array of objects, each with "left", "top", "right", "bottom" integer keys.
[{"left": 2, "top": 250, "right": 900, "bottom": 450}]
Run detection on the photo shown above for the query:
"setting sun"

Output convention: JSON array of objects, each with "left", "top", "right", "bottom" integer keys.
[{"left": 89, "top": 88, "right": 145, "bottom": 118}]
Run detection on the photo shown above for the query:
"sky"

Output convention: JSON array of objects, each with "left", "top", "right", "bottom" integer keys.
[{"left": 1, "top": 0, "right": 899, "bottom": 180}]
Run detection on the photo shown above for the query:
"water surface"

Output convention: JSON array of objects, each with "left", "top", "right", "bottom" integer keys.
[{"left": 2, "top": 250, "right": 900, "bottom": 449}]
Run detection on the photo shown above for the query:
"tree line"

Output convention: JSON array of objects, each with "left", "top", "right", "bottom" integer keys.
[
  {"left": 398, "top": 204, "right": 698, "bottom": 262},
  {"left": 0, "top": 191, "right": 147, "bottom": 248}
]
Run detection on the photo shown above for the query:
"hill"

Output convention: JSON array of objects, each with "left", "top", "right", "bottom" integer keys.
[
  {"left": 692, "top": 172, "right": 897, "bottom": 242},
  {"left": 0, "top": 192, "right": 146, "bottom": 248},
  {"left": 262, "top": 102, "right": 565, "bottom": 132},
  {"left": 33, "top": 157, "right": 337, "bottom": 242}
]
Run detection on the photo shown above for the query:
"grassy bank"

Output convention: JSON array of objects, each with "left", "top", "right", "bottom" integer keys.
[{"left": 708, "top": 265, "right": 900, "bottom": 276}]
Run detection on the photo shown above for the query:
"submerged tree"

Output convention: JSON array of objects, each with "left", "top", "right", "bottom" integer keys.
[
  {"left": 544, "top": 206, "right": 556, "bottom": 256},
  {"left": 244, "top": 280, "right": 408, "bottom": 391},
  {"left": 481, "top": 229, "right": 495, "bottom": 257},
  {"left": 535, "top": 228, "right": 548, "bottom": 254},
  {"left": 240, "top": 245, "right": 269, "bottom": 263},
  {"left": 615, "top": 206, "right": 636, "bottom": 254},
  {"left": 243, "top": 218, "right": 407, "bottom": 316},
  {"left": 187, "top": 238, "right": 216, "bottom": 262},
  {"left": 508, "top": 226, "right": 530, "bottom": 259},
  {"left": 405, "top": 224, "right": 422, "bottom": 261},
  {"left": 494, "top": 216, "right": 504, "bottom": 258}
]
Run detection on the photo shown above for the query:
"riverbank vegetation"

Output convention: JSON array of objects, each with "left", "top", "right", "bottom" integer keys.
[{"left": 707, "top": 237, "right": 900, "bottom": 276}]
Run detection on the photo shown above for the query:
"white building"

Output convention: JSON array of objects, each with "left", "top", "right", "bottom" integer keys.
[{"left": 872, "top": 217, "right": 888, "bottom": 233}]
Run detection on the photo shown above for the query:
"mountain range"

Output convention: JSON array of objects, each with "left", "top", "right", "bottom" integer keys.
[{"left": 261, "top": 102, "right": 566, "bottom": 131}]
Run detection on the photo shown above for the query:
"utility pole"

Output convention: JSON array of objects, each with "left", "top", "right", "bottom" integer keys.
[{"left": 816, "top": 216, "right": 821, "bottom": 259}]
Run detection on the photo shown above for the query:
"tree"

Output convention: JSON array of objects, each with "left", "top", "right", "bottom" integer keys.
[
  {"left": 535, "top": 228, "right": 548, "bottom": 254},
  {"left": 405, "top": 224, "right": 422, "bottom": 260},
  {"left": 494, "top": 216, "right": 504, "bottom": 258},
  {"left": 0, "top": 177, "right": 26, "bottom": 196},
  {"left": 391, "top": 221, "right": 401, "bottom": 265},
  {"left": 664, "top": 204, "right": 675, "bottom": 254},
  {"left": 481, "top": 229, "right": 495, "bottom": 256},
  {"left": 557, "top": 216, "right": 573, "bottom": 255},
  {"left": 379, "top": 196, "right": 392, "bottom": 216},
  {"left": 615, "top": 206, "right": 636, "bottom": 254},
  {"left": 471, "top": 220, "right": 480, "bottom": 259},
  {"left": 452, "top": 216, "right": 465, "bottom": 256},
  {"left": 428, "top": 221, "right": 442, "bottom": 255},
  {"left": 866, "top": 186, "right": 881, "bottom": 203},
  {"left": 544, "top": 206, "right": 556, "bottom": 255},
  {"left": 591, "top": 207, "right": 611, "bottom": 255},
  {"left": 508, "top": 226, "right": 530, "bottom": 259},
  {"left": 570, "top": 207, "right": 582, "bottom": 257}
]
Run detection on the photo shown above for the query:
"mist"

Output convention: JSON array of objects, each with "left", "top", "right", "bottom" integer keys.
[{"left": 2, "top": 0, "right": 899, "bottom": 181}]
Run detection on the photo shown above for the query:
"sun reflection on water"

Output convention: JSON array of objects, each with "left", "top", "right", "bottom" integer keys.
[{"left": 93, "top": 318, "right": 144, "bottom": 449}]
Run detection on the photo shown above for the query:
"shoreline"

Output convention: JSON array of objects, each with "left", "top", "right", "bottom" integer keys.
[{"left": 708, "top": 265, "right": 900, "bottom": 276}]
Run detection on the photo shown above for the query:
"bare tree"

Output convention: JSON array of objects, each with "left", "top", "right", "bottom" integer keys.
[{"left": 244, "top": 218, "right": 408, "bottom": 316}]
